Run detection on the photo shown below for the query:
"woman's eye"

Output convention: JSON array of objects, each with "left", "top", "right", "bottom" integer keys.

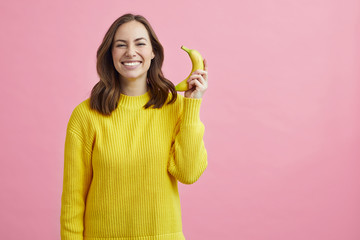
[
  {"left": 137, "top": 43, "right": 145, "bottom": 46},
  {"left": 116, "top": 44, "right": 126, "bottom": 47}
]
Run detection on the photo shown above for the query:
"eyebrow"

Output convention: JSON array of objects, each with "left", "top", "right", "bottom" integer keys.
[{"left": 114, "top": 37, "right": 148, "bottom": 43}]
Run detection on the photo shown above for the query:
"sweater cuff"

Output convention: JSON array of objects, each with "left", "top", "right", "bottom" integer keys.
[{"left": 182, "top": 97, "right": 203, "bottom": 125}]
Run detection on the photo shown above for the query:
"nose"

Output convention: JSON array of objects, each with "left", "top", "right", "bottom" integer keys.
[{"left": 125, "top": 45, "right": 136, "bottom": 57}]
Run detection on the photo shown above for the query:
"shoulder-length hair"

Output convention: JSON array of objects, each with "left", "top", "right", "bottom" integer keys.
[{"left": 90, "top": 13, "right": 177, "bottom": 115}]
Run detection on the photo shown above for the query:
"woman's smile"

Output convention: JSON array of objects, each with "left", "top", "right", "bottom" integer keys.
[{"left": 121, "top": 61, "right": 142, "bottom": 70}]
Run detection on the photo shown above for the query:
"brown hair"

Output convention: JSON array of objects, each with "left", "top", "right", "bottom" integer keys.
[{"left": 90, "top": 13, "right": 177, "bottom": 115}]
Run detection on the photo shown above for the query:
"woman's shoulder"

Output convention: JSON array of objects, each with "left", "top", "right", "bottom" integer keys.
[
  {"left": 66, "top": 97, "right": 98, "bottom": 132},
  {"left": 72, "top": 97, "right": 102, "bottom": 115},
  {"left": 167, "top": 91, "right": 185, "bottom": 104},
  {"left": 69, "top": 98, "right": 91, "bottom": 118},
  {"left": 166, "top": 91, "right": 201, "bottom": 111},
  {"left": 164, "top": 91, "right": 185, "bottom": 111}
]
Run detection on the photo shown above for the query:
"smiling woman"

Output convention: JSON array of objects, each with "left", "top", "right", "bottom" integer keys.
[{"left": 60, "top": 13, "right": 208, "bottom": 240}]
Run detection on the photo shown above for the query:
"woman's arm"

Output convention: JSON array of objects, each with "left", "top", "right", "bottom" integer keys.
[
  {"left": 168, "top": 97, "right": 208, "bottom": 184},
  {"left": 60, "top": 107, "right": 93, "bottom": 240}
]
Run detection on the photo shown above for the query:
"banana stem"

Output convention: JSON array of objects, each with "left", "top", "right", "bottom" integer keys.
[{"left": 181, "top": 45, "right": 190, "bottom": 53}]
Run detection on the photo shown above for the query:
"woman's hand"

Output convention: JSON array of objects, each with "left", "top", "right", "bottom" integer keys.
[{"left": 184, "top": 59, "right": 208, "bottom": 99}]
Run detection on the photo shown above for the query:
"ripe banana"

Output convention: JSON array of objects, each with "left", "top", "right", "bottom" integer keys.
[{"left": 175, "top": 46, "right": 204, "bottom": 92}]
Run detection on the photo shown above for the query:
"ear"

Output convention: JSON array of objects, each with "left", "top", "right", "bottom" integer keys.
[{"left": 151, "top": 51, "right": 155, "bottom": 60}]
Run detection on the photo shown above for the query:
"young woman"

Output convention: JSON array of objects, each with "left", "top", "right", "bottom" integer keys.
[{"left": 60, "top": 13, "right": 208, "bottom": 240}]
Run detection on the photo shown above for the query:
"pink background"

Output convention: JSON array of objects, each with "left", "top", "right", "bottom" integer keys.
[{"left": 1, "top": 0, "right": 359, "bottom": 239}]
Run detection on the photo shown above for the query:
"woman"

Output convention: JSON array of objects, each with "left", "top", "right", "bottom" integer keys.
[{"left": 60, "top": 13, "right": 208, "bottom": 240}]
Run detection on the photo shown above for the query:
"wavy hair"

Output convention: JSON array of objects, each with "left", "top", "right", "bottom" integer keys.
[{"left": 90, "top": 13, "right": 177, "bottom": 115}]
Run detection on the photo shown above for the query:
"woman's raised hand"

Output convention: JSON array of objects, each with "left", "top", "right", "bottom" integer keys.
[{"left": 184, "top": 59, "right": 208, "bottom": 99}]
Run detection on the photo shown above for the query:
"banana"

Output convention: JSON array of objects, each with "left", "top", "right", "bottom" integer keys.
[{"left": 175, "top": 45, "right": 204, "bottom": 92}]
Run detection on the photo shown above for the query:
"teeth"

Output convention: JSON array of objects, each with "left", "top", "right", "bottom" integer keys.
[{"left": 123, "top": 62, "right": 141, "bottom": 66}]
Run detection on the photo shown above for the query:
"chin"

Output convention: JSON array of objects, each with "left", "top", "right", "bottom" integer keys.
[{"left": 120, "top": 73, "right": 145, "bottom": 81}]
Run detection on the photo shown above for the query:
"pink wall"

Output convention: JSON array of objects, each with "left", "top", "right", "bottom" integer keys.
[{"left": 1, "top": 0, "right": 359, "bottom": 239}]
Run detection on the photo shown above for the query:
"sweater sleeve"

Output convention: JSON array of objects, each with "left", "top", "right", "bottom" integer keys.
[
  {"left": 60, "top": 109, "right": 93, "bottom": 240},
  {"left": 167, "top": 97, "right": 208, "bottom": 184}
]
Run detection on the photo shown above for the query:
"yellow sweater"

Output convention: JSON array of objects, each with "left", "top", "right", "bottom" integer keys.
[{"left": 60, "top": 90, "right": 208, "bottom": 240}]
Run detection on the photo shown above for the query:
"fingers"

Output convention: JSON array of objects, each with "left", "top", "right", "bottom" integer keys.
[
  {"left": 186, "top": 59, "right": 209, "bottom": 95},
  {"left": 188, "top": 79, "right": 204, "bottom": 90},
  {"left": 187, "top": 74, "right": 208, "bottom": 90},
  {"left": 192, "top": 70, "right": 207, "bottom": 78},
  {"left": 192, "top": 68, "right": 207, "bottom": 75},
  {"left": 187, "top": 73, "right": 206, "bottom": 84},
  {"left": 204, "top": 58, "right": 208, "bottom": 71}
]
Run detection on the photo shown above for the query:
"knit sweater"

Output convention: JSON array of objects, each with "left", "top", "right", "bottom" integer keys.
[{"left": 60, "top": 90, "right": 208, "bottom": 240}]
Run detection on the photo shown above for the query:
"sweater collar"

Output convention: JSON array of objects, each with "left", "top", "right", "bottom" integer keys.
[{"left": 117, "top": 90, "right": 151, "bottom": 109}]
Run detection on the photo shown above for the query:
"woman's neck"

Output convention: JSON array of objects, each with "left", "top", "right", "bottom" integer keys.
[{"left": 120, "top": 79, "right": 149, "bottom": 96}]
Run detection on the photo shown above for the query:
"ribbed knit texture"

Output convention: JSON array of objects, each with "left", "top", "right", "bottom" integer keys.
[{"left": 60, "top": 90, "right": 208, "bottom": 240}]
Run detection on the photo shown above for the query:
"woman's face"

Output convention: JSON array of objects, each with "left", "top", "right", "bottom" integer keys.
[{"left": 111, "top": 21, "right": 155, "bottom": 83}]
